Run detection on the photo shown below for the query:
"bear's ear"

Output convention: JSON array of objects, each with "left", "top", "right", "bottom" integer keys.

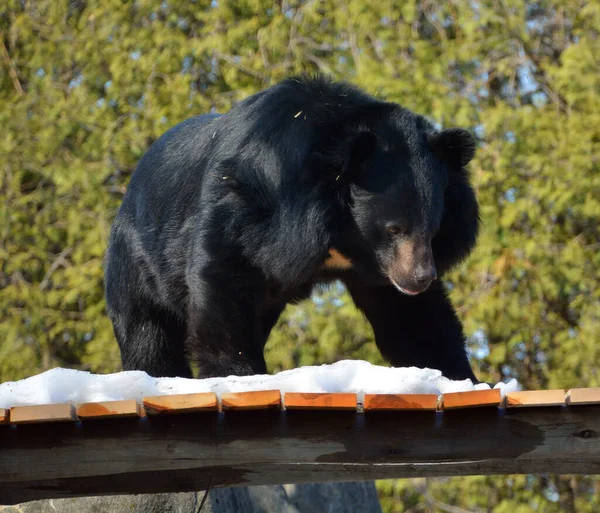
[
  {"left": 342, "top": 131, "right": 378, "bottom": 178},
  {"left": 335, "top": 103, "right": 394, "bottom": 181},
  {"left": 311, "top": 101, "right": 391, "bottom": 184},
  {"left": 428, "top": 128, "right": 476, "bottom": 168}
]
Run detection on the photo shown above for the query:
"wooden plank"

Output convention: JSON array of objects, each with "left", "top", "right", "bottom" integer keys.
[
  {"left": 363, "top": 394, "right": 438, "bottom": 411},
  {"left": 567, "top": 388, "right": 600, "bottom": 406},
  {"left": 143, "top": 393, "right": 218, "bottom": 415},
  {"left": 442, "top": 389, "right": 501, "bottom": 410},
  {"left": 284, "top": 393, "right": 357, "bottom": 410},
  {"left": 505, "top": 390, "right": 565, "bottom": 408},
  {"left": 10, "top": 403, "right": 76, "bottom": 424},
  {"left": 221, "top": 390, "right": 281, "bottom": 410},
  {"left": 0, "top": 406, "right": 599, "bottom": 503},
  {"left": 0, "top": 409, "right": 8, "bottom": 424},
  {"left": 4, "top": 458, "right": 600, "bottom": 505},
  {"left": 77, "top": 400, "right": 143, "bottom": 419}
]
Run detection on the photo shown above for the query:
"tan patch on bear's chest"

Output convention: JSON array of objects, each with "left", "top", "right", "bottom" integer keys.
[{"left": 323, "top": 248, "right": 353, "bottom": 269}]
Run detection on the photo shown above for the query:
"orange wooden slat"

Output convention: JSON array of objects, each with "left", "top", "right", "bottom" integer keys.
[
  {"left": 77, "top": 399, "right": 144, "bottom": 419},
  {"left": 10, "top": 403, "right": 77, "bottom": 424},
  {"left": 221, "top": 390, "right": 281, "bottom": 411},
  {"left": 505, "top": 390, "right": 565, "bottom": 408},
  {"left": 566, "top": 388, "right": 600, "bottom": 406},
  {"left": 363, "top": 394, "right": 439, "bottom": 411},
  {"left": 284, "top": 393, "right": 357, "bottom": 411},
  {"left": 0, "top": 409, "right": 8, "bottom": 424},
  {"left": 442, "top": 389, "right": 501, "bottom": 410},
  {"left": 143, "top": 393, "right": 218, "bottom": 415}
]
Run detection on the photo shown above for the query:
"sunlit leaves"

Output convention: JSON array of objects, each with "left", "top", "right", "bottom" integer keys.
[{"left": 1, "top": 0, "right": 599, "bottom": 511}]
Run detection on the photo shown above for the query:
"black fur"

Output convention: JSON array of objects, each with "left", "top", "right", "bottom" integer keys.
[{"left": 105, "top": 75, "right": 480, "bottom": 381}]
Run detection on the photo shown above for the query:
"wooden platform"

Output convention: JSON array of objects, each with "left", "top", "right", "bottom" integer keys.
[{"left": 0, "top": 388, "right": 599, "bottom": 504}]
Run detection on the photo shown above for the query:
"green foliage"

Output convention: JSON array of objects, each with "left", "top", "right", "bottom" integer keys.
[
  {"left": 1, "top": 0, "right": 599, "bottom": 511},
  {"left": 266, "top": 284, "right": 382, "bottom": 373}
]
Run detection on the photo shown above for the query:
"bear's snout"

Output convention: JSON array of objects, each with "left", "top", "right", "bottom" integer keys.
[
  {"left": 388, "top": 238, "right": 436, "bottom": 295},
  {"left": 413, "top": 263, "right": 437, "bottom": 287}
]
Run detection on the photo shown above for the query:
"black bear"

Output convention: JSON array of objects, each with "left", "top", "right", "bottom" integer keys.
[{"left": 105, "top": 75, "right": 480, "bottom": 382}]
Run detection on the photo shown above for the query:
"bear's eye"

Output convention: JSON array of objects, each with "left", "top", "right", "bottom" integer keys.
[{"left": 387, "top": 226, "right": 404, "bottom": 237}]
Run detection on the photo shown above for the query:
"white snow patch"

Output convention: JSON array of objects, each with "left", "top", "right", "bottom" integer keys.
[{"left": 0, "top": 360, "right": 519, "bottom": 408}]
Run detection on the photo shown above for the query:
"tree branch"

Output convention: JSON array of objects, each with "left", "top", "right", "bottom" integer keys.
[
  {"left": 0, "top": 34, "right": 24, "bottom": 96},
  {"left": 39, "top": 248, "right": 73, "bottom": 291}
]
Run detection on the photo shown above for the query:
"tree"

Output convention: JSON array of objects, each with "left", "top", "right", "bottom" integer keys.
[{"left": 1, "top": 1, "right": 599, "bottom": 511}]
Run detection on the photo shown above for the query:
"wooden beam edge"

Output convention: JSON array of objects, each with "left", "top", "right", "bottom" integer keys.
[
  {"left": 221, "top": 390, "right": 282, "bottom": 411},
  {"left": 442, "top": 389, "right": 502, "bottom": 410},
  {"left": 363, "top": 393, "right": 439, "bottom": 411},
  {"left": 566, "top": 388, "right": 600, "bottom": 406},
  {"left": 503, "top": 390, "right": 566, "bottom": 408},
  {"left": 77, "top": 399, "right": 145, "bottom": 419},
  {"left": 143, "top": 393, "right": 218, "bottom": 415},
  {"left": 284, "top": 393, "right": 358, "bottom": 411},
  {"left": 10, "top": 403, "right": 77, "bottom": 424},
  {"left": 5, "top": 388, "right": 600, "bottom": 424}
]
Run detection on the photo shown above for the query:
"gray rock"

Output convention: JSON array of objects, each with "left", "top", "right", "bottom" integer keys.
[
  {"left": 0, "top": 492, "right": 203, "bottom": 513},
  {"left": 281, "top": 481, "right": 383, "bottom": 513},
  {"left": 0, "top": 482, "right": 382, "bottom": 513}
]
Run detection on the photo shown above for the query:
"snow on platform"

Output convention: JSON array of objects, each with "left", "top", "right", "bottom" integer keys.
[{"left": 0, "top": 360, "right": 518, "bottom": 408}]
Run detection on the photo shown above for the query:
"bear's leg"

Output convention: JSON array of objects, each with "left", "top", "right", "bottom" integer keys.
[
  {"left": 345, "top": 279, "right": 478, "bottom": 382},
  {"left": 187, "top": 316, "right": 268, "bottom": 378},
  {"left": 112, "top": 302, "right": 193, "bottom": 378},
  {"left": 186, "top": 285, "right": 269, "bottom": 378}
]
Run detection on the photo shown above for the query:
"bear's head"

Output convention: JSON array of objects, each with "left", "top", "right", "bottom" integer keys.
[
  {"left": 221, "top": 76, "right": 479, "bottom": 291},
  {"left": 323, "top": 105, "right": 479, "bottom": 294}
]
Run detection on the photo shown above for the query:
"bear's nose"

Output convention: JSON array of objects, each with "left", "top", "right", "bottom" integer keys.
[{"left": 414, "top": 265, "right": 437, "bottom": 285}]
